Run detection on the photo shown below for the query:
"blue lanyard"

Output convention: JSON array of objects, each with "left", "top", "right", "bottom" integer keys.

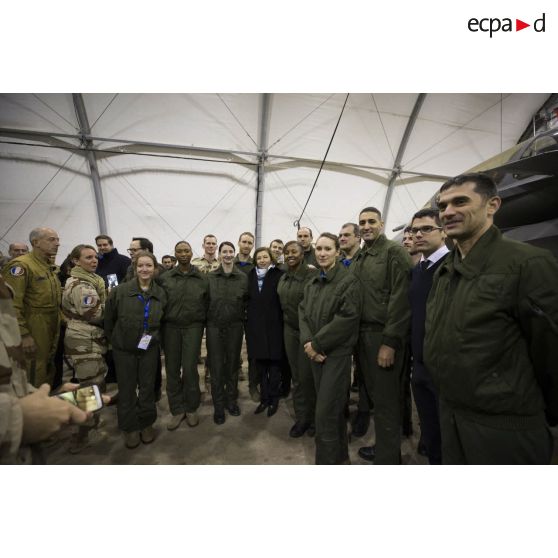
[{"left": 137, "top": 295, "right": 151, "bottom": 332}]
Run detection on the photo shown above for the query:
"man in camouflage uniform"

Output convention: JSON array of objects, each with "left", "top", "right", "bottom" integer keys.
[
  {"left": 2, "top": 227, "right": 62, "bottom": 387},
  {"left": 192, "top": 234, "right": 220, "bottom": 273},
  {"left": 1, "top": 277, "right": 87, "bottom": 464}
]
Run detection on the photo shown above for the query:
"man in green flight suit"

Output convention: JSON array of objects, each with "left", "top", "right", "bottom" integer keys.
[
  {"left": 425, "top": 173, "right": 558, "bottom": 464},
  {"left": 350, "top": 208, "right": 412, "bottom": 464},
  {"left": 2, "top": 227, "right": 62, "bottom": 387}
]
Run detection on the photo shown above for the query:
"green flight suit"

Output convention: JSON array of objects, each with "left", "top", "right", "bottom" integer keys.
[
  {"left": 159, "top": 266, "right": 209, "bottom": 415},
  {"left": 104, "top": 279, "right": 166, "bottom": 433},
  {"left": 425, "top": 226, "right": 558, "bottom": 464},
  {"left": 233, "top": 255, "right": 257, "bottom": 389},
  {"left": 277, "top": 264, "right": 318, "bottom": 425},
  {"left": 2, "top": 251, "right": 61, "bottom": 387},
  {"left": 299, "top": 264, "right": 362, "bottom": 464},
  {"left": 350, "top": 235, "right": 412, "bottom": 464},
  {"left": 302, "top": 247, "right": 318, "bottom": 268},
  {"left": 206, "top": 266, "right": 248, "bottom": 412}
]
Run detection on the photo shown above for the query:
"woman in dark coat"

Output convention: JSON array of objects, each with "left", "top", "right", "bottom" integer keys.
[{"left": 246, "top": 247, "right": 285, "bottom": 417}]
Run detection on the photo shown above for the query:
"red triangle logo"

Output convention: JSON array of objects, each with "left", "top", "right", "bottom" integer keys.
[{"left": 516, "top": 19, "right": 530, "bottom": 31}]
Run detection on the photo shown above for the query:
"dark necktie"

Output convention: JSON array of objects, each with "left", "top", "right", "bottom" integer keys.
[{"left": 420, "top": 260, "right": 430, "bottom": 272}]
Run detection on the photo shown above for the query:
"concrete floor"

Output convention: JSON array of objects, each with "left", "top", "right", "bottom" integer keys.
[
  {"left": 44, "top": 354, "right": 427, "bottom": 465},
  {"left": 44, "top": 346, "right": 558, "bottom": 465}
]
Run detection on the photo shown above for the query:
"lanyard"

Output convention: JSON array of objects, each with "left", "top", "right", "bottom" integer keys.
[{"left": 137, "top": 295, "right": 151, "bottom": 332}]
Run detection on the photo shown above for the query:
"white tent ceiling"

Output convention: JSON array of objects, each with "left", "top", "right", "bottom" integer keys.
[{"left": 0, "top": 92, "right": 549, "bottom": 261}]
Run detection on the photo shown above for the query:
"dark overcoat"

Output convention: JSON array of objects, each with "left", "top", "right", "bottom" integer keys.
[{"left": 246, "top": 266, "right": 284, "bottom": 360}]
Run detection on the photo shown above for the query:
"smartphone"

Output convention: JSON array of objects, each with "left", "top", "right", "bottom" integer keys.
[
  {"left": 57, "top": 385, "right": 103, "bottom": 412},
  {"left": 107, "top": 274, "right": 118, "bottom": 289}
]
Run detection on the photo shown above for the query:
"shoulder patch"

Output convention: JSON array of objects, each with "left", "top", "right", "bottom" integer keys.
[
  {"left": 82, "top": 295, "right": 95, "bottom": 306},
  {"left": 10, "top": 266, "right": 25, "bottom": 277}
]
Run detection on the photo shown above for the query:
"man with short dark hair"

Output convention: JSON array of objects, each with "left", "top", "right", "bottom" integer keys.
[
  {"left": 95, "top": 234, "right": 131, "bottom": 287},
  {"left": 192, "top": 234, "right": 220, "bottom": 274},
  {"left": 235, "top": 232, "right": 255, "bottom": 274},
  {"left": 408, "top": 208, "right": 449, "bottom": 464},
  {"left": 297, "top": 227, "right": 318, "bottom": 267},
  {"left": 161, "top": 255, "right": 177, "bottom": 270},
  {"left": 425, "top": 173, "right": 558, "bottom": 464},
  {"left": 269, "top": 239, "right": 285, "bottom": 265},
  {"left": 351, "top": 207, "right": 412, "bottom": 464},
  {"left": 402, "top": 226, "right": 422, "bottom": 265},
  {"left": 339, "top": 223, "right": 360, "bottom": 265}
]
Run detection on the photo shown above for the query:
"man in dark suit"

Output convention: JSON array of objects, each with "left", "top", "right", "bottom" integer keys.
[{"left": 408, "top": 208, "right": 449, "bottom": 464}]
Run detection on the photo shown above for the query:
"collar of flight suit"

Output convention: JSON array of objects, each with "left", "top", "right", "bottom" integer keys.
[{"left": 440, "top": 225, "right": 501, "bottom": 281}]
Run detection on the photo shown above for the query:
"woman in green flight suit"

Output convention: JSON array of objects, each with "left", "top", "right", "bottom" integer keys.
[
  {"left": 104, "top": 250, "right": 167, "bottom": 449},
  {"left": 299, "top": 233, "right": 362, "bottom": 465}
]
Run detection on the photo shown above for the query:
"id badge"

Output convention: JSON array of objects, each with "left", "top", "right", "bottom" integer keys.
[{"left": 138, "top": 333, "right": 152, "bottom": 350}]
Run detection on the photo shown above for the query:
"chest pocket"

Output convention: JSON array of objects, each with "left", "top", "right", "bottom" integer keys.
[{"left": 474, "top": 274, "right": 510, "bottom": 302}]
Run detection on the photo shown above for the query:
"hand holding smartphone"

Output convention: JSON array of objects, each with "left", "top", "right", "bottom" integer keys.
[{"left": 56, "top": 384, "right": 104, "bottom": 412}]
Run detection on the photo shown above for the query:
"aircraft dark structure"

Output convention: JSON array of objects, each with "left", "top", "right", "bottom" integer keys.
[
  {"left": 476, "top": 128, "right": 558, "bottom": 256},
  {"left": 423, "top": 128, "right": 558, "bottom": 257}
]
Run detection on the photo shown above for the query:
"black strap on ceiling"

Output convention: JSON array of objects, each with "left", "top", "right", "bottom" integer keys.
[{"left": 294, "top": 93, "right": 350, "bottom": 229}]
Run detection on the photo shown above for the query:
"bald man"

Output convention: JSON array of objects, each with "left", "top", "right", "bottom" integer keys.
[{"left": 2, "top": 228, "right": 62, "bottom": 387}]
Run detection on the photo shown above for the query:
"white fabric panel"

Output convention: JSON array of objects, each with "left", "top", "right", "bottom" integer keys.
[
  {"left": 0, "top": 93, "right": 78, "bottom": 134},
  {"left": 261, "top": 165, "right": 389, "bottom": 244},
  {"left": 403, "top": 93, "right": 549, "bottom": 175},
  {"left": 97, "top": 154, "right": 257, "bottom": 259},
  {"left": 85, "top": 93, "right": 261, "bottom": 153},
  {"left": 0, "top": 93, "right": 550, "bottom": 255},
  {"left": 0, "top": 141, "right": 98, "bottom": 261}
]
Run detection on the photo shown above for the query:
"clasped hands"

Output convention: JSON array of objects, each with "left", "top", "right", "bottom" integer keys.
[{"left": 304, "top": 342, "right": 326, "bottom": 363}]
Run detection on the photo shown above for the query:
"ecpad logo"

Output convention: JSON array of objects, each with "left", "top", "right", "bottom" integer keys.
[{"left": 468, "top": 13, "right": 546, "bottom": 37}]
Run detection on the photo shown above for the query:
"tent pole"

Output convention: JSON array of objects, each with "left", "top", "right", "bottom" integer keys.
[
  {"left": 382, "top": 93, "right": 426, "bottom": 225},
  {"left": 255, "top": 93, "right": 271, "bottom": 246},
  {"left": 72, "top": 94, "right": 108, "bottom": 234}
]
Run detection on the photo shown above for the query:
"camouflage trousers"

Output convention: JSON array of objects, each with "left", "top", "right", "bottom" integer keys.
[{"left": 64, "top": 329, "right": 107, "bottom": 388}]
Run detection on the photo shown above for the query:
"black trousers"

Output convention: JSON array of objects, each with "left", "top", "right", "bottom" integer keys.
[
  {"left": 257, "top": 359, "right": 282, "bottom": 406},
  {"left": 411, "top": 364, "right": 441, "bottom": 464}
]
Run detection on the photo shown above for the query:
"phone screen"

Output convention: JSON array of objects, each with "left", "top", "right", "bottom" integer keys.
[{"left": 57, "top": 386, "right": 103, "bottom": 412}]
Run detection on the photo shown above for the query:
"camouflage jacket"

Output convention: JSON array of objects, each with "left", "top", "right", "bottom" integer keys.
[
  {"left": 0, "top": 279, "right": 35, "bottom": 464},
  {"left": 62, "top": 267, "right": 106, "bottom": 341},
  {"left": 191, "top": 256, "right": 220, "bottom": 274}
]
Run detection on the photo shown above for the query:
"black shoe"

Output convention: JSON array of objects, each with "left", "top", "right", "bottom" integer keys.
[
  {"left": 358, "top": 445, "right": 376, "bottom": 462},
  {"left": 351, "top": 411, "right": 370, "bottom": 438},
  {"left": 227, "top": 403, "right": 241, "bottom": 416},
  {"left": 307, "top": 424, "right": 316, "bottom": 437},
  {"left": 213, "top": 412, "right": 225, "bottom": 425},
  {"left": 267, "top": 403, "right": 278, "bottom": 417},
  {"left": 289, "top": 421, "right": 310, "bottom": 438},
  {"left": 254, "top": 403, "right": 268, "bottom": 415}
]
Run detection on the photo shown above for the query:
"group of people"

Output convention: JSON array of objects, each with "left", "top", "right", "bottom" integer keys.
[{"left": 1, "top": 172, "right": 557, "bottom": 465}]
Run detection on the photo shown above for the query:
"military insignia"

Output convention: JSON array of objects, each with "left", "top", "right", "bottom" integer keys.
[
  {"left": 10, "top": 266, "right": 24, "bottom": 277},
  {"left": 82, "top": 295, "right": 94, "bottom": 306}
]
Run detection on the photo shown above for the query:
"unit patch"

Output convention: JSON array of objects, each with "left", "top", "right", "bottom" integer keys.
[
  {"left": 10, "top": 266, "right": 24, "bottom": 277},
  {"left": 82, "top": 295, "right": 94, "bottom": 306}
]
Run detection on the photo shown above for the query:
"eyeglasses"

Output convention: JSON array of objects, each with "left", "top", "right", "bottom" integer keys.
[
  {"left": 127, "top": 248, "right": 140, "bottom": 255},
  {"left": 410, "top": 226, "right": 442, "bottom": 236}
]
